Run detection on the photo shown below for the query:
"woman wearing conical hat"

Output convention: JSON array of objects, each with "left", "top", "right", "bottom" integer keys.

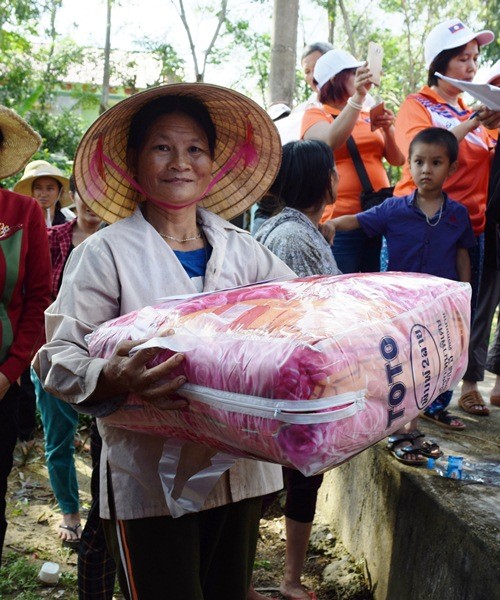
[
  {"left": 14, "top": 159, "right": 74, "bottom": 226},
  {"left": 36, "top": 83, "right": 294, "bottom": 598}
]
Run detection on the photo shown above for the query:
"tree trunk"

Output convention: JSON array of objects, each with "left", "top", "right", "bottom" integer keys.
[
  {"left": 173, "top": 0, "right": 228, "bottom": 83},
  {"left": 338, "top": 0, "right": 356, "bottom": 56},
  {"left": 100, "top": 0, "right": 112, "bottom": 114},
  {"left": 326, "top": 0, "right": 336, "bottom": 45},
  {"left": 268, "top": 0, "right": 299, "bottom": 107}
]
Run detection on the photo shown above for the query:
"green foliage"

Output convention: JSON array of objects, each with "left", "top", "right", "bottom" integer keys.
[
  {"left": 477, "top": 0, "right": 500, "bottom": 63},
  {"left": 294, "top": 69, "right": 311, "bottom": 105},
  {"left": 0, "top": 0, "right": 498, "bottom": 172},
  {"left": 0, "top": 111, "right": 78, "bottom": 190},
  {"left": 28, "top": 109, "right": 85, "bottom": 163},
  {"left": 0, "top": 553, "right": 79, "bottom": 599},
  {"left": 142, "top": 41, "right": 186, "bottom": 84},
  {"left": 0, "top": 0, "right": 40, "bottom": 29},
  {"left": 0, "top": 554, "right": 39, "bottom": 596},
  {"left": 224, "top": 19, "right": 271, "bottom": 104}
]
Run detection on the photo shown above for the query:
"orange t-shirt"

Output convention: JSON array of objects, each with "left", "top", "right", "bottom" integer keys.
[
  {"left": 394, "top": 86, "right": 497, "bottom": 235},
  {"left": 300, "top": 105, "right": 390, "bottom": 222}
]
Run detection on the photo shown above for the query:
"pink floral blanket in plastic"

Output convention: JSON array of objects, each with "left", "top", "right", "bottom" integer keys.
[{"left": 87, "top": 273, "right": 471, "bottom": 476}]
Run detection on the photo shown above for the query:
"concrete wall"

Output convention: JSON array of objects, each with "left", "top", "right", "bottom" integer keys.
[{"left": 316, "top": 443, "right": 500, "bottom": 600}]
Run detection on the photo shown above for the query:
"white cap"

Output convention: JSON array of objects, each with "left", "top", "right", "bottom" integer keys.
[
  {"left": 486, "top": 60, "right": 500, "bottom": 85},
  {"left": 313, "top": 49, "right": 364, "bottom": 90},
  {"left": 267, "top": 103, "right": 292, "bottom": 121},
  {"left": 424, "top": 18, "right": 494, "bottom": 68}
]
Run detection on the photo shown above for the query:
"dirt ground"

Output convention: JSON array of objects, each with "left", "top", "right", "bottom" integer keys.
[{"left": 4, "top": 427, "right": 372, "bottom": 600}]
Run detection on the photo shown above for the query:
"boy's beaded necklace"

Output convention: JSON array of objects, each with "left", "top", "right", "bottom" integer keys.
[{"left": 416, "top": 193, "right": 444, "bottom": 227}]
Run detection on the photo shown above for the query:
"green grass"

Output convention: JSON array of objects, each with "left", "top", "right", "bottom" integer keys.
[
  {"left": 0, "top": 553, "right": 77, "bottom": 599},
  {"left": 0, "top": 554, "right": 40, "bottom": 597}
]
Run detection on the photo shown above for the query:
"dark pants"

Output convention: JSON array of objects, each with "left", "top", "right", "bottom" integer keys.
[
  {"left": 331, "top": 229, "right": 382, "bottom": 274},
  {"left": 486, "top": 320, "right": 500, "bottom": 376},
  {"left": 0, "top": 383, "right": 20, "bottom": 564},
  {"left": 283, "top": 468, "right": 323, "bottom": 524},
  {"left": 464, "top": 265, "right": 500, "bottom": 381},
  {"left": 16, "top": 369, "right": 36, "bottom": 442},
  {"left": 78, "top": 420, "right": 116, "bottom": 600},
  {"left": 469, "top": 234, "right": 485, "bottom": 323},
  {"left": 103, "top": 497, "right": 262, "bottom": 600}
]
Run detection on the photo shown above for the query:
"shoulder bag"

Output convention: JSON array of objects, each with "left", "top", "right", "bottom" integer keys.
[{"left": 346, "top": 136, "right": 394, "bottom": 211}]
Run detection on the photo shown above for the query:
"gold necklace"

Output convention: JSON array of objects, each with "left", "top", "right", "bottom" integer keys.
[{"left": 159, "top": 231, "right": 202, "bottom": 243}]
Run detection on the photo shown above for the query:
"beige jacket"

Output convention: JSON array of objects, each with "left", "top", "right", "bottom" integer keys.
[{"left": 36, "top": 207, "right": 294, "bottom": 519}]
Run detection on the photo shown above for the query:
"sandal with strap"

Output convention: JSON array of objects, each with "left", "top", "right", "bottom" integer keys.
[
  {"left": 421, "top": 409, "right": 466, "bottom": 430},
  {"left": 387, "top": 431, "right": 439, "bottom": 466},
  {"left": 59, "top": 523, "right": 82, "bottom": 549},
  {"left": 458, "top": 391, "right": 490, "bottom": 416}
]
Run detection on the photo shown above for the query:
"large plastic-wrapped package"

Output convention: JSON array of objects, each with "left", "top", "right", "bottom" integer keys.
[{"left": 87, "top": 273, "right": 470, "bottom": 476}]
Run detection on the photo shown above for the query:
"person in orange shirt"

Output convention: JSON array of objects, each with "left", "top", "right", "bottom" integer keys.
[
  {"left": 301, "top": 49, "right": 404, "bottom": 273},
  {"left": 394, "top": 17, "right": 500, "bottom": 418}
]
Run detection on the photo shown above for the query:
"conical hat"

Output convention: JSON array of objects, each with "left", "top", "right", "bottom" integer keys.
[
  {"left": 73, "top": 83, "right": 282, "bottom": 223},
  {"left": 13, "top": 160, "right": 71, "bottom": 207},
  {"left": 0, "top": 106, "right": 41, "bottom": 180}
]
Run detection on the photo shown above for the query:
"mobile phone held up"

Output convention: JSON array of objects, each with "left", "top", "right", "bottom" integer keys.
[
  {"left": 367, "top": 42, "right": 383, "bottom": 86},
  {"left": 370, "top": 101, "right": 385, "bottom": 131}
]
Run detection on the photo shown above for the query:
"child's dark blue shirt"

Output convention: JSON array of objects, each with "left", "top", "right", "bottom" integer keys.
[{"left": 357, "top": 191, "right": 476, "bottom": 280}]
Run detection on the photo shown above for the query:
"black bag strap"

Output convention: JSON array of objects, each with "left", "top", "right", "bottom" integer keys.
[
  {"left": 329, "top": 111, "right": 374, "bottom": 194},
  {"left": 345, "top": 136, "right": 374, "bottom": 194}
]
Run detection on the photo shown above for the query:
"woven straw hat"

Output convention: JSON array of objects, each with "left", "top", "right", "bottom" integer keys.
[
  {"left": 0, "top": 106, "right": 41, "bottom": 180},
  {"left": 13, "top": 160, "right": 72, "bottom": 207},
  {"left": 73, "top": 83, "right": 282, "bottom": 223}
]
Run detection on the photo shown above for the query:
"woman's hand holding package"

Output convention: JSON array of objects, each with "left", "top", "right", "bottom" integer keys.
[{"left": 97, "top": 338, "right": 188, "bottom": 410}]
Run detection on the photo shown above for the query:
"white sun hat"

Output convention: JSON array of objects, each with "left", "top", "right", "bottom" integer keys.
[
  {"left": 424, "top": 18, "right": 494, "bottom": 68},
  {"left": 313, "top": 49, "right": 364, "bottom": 90}
]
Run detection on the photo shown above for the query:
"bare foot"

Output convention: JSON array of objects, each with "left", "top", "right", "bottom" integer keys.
[
  {"left": 461, "top": 380, "right": 478, "bottom": 396},
  {"left": 279, "top": 581, "right": 314, "bottom": 600}
]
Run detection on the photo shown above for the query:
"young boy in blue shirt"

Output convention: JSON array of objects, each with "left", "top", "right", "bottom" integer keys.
[{"left": 333, "top": 127, "right": 476, "bottom": 464}]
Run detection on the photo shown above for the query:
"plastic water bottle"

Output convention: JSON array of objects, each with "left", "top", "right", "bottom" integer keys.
[
  {"left": 427, "top": 455, "right": 463, "bottom": 479},
  {"left": 462, "top": 460, "right": 500, "bottom": 485},
  {"left": 427, "top": 455, "right": 500, "bottom": 485}
]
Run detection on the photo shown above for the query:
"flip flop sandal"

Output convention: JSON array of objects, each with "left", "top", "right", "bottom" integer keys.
[
  {"left": 59, "top": 523, "right": 82, "bottom": 549},
  {"left": 458, "top": 391, "right": 490, "bottom": 416},
  {"left": 387, "top": 434, "right": 428, "bottom": 466},
  {"left": 421, "top": 409, "right": 466, "bottom": 430}
]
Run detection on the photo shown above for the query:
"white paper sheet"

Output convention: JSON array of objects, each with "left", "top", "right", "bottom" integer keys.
[{"left": 436, "top": 72, "right": 500, "bottom": 110}]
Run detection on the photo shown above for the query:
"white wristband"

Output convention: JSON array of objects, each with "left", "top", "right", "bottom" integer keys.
[{"left": 347, "top": 97, "right": 363, "bottom": 111}]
